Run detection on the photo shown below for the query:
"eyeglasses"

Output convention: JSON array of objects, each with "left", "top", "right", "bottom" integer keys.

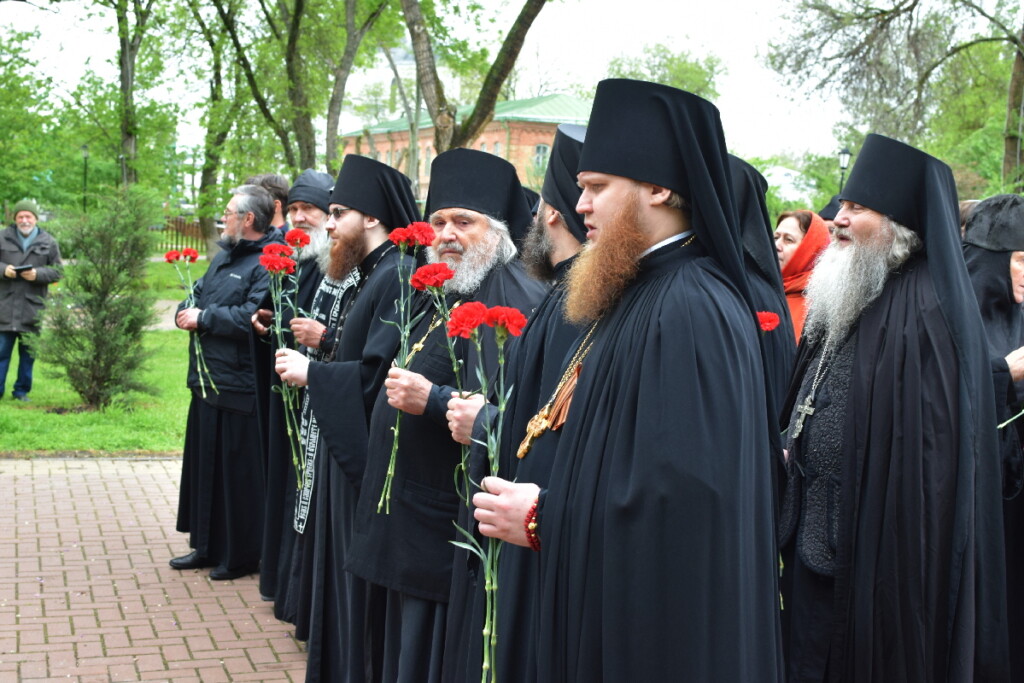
[
  {"left": 222, "top": 209, "right": 239, "bottom": 218},
  {"left": 329, "top": 207, "right": 354, "bottom": 220}
]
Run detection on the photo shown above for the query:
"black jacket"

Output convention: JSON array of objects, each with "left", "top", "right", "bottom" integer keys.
[
  {"left": 0, "top": 225, "right": 62, "bottom": 333},
  {"left": 177, "top": 232, "right": 279, "bottom": 402}
]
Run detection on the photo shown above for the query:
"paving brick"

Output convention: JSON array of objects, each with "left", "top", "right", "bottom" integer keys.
[{"left": 1, "top": 459, "right": 306, "bottom": 680}]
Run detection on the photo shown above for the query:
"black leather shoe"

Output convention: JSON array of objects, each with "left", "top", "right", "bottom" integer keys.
[
  {"left": 209, "top": 564, "right": 258, "bottom": 581},
  {"left": 169, "top": 551, "right": 214, "bottom": 570}
]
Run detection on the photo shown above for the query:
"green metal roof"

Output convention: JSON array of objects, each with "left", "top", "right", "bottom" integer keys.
[{"left": 344, "top": 93, "right": 592, "bottom": 137}]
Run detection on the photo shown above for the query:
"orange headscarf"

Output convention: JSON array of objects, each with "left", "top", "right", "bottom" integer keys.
[{"left": 780, "top": 211, "right": 831, "bottom": 341}]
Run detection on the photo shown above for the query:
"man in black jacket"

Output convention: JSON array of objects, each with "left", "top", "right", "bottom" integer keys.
[
  {"left": 170, "top": 184, "right": 281, "bottom": 580},
  {"left": 0, "top": 199, "right": 62, "bottom": 401}
]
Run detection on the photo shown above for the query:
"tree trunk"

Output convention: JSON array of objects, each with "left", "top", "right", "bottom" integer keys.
[
  {"left": 1003, "top": 23, "right": 1024, "bottom": 192},
  {"left": 450, "top": 0, "right": 548, "bottom": 148},
  {"left": 285, "top": 0, "right": 317, "bottom": 169},
  {"left": 212, "top": 0, "right": 298, "bottom": 169},
  {"left": 112, "top": 0, "right": 155, "bottom": 186},
  {"left": 325, "top": 0, "right": 389, "bottom": 175},
  {"left": 187, "top": 0, "right": 242, "bottom": 258},
  {"left": 400, "top": 0, "right": 455, "bottom": 153}
]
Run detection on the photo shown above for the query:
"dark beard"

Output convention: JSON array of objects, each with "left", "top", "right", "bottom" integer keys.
[
  {"left": 520, "top": 213, "right": 555, "bottom": 281},
  {"left": 563, "top": 188, "right": 648, "bottom": 325},
  {"left": 327, "top": 228, "right": 367, "bottom": 281}
]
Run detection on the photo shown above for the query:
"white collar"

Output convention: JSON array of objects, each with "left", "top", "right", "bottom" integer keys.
[{"left": 640, "top": 230, "right": 694, "bottom": 258}]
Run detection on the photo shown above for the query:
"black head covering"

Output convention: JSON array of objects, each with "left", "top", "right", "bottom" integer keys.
[
  {"left": 963, "top": 194, "right": 1024, "bottom": 252},
  {"left": 728, "top": 154, "right": 796, "bottom": 420},
  {"left": 823, "top": 134, "right": 1009, "bottom": 676},
  {"left": 818, "top": 195, "right": 841, "bottom": 221},
  {"left": 541, "top": 123, "right": 587, "bottom": 244},
  {"left": 424, "top": 148, "right": 533, "bottom": 247},
  {"left": 577, "top": 78, "right": 748, "bottom": 302},
  {"left": 728, "top": 155, "right": 783, "bottom": 289},
  {"left": 330, "top": 154, "right": 419, "bottom": 231},
  {"left": 521, "top": 187, "right": 540, "bottom": 215},
  {"left": 287, "top": 169, "right": 334, "bottom": 214},
  {"left": 963, "top": 194, "right": 1024, "bottom": 374}
]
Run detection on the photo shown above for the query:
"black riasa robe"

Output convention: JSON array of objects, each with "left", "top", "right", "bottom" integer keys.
[
  {"left": 299, "top": 242, "right": 411, "bottom": 683},
  {"left": 782, "top": 255, "right": 1009, "bottom": 681},
  {"left": 441, "top": 256, "right": 584, "bottom": 683},
  {"left": 535, "top": 239, "right": 783, "bottom": 681},
  {"left": 346, "top": 260, "right": 546, "bottom": 681},
  {"left": 964, "top": 244, "right": 1024, "bottom": 682},
  {"left": 252, "top": 260, "right": 324, "bottom": 607}
]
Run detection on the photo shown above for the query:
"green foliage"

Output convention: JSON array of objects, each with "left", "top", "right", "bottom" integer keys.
[
  {"left": 607, "top": 43, "right": 724, "bottom": 101},
  {"left": 922, "top": 40, "right": 1012, "bottom": 198},
  {"left": 0, "top": 32, "right": 61, "bottom": 214},
  {"left": 32, "top": 188, "right": 160, "bottom": 409},
  {"left": 0, "top": 330, "right": 189, "bottom": 453}
]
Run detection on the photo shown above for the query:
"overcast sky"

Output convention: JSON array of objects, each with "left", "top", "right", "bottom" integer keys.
[{"left": 4, "top": 0, "right": 845, "bottom": 162}]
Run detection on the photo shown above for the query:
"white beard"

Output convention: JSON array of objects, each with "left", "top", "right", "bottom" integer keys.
[
  {"left": 297, "top": 226, "right": 331, "bottom": 273},
  {"left": 802, "top": 228, "right": 896, "bottom": 348},
  {"left": 426, "top": 230, "right": 501, "bottom": 296}
]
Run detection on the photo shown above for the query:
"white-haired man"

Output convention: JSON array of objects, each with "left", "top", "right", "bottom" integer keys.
[
  {"left": 778, "top": 134, "right": 1008, "bottom": 681},
  {"left": 345, "top": 148, "right": 546, "bottom": 681}
]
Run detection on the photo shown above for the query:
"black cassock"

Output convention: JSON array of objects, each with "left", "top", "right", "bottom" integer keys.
[
  {"left": 347, "top": 260, "right": 546, "bottom": 682},
  {"left": 534, "top": 239, "right": 783, "bottom": 681},
  {"left": 298, "top": 242, "right": 410, "bottom": 683},
  {"left": 251, "top": 261, "right": 323, "bottom": 609},
  {"left": 964, "top": 244, "right": 1024, "bottom": 682},
  {"left": 441, "top": 256, "right": 584, "bottom": 683},
  {"left": 781, "top": 255, "right": 1009, "bottom": 682}
]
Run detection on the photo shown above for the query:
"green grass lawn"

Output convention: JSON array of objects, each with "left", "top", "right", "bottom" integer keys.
[
  {"left": 143, "top": 258, "right": 211, "bottom": 300},
  {"left": 0, "top": 330, "right": 192, "bottom": 454}
]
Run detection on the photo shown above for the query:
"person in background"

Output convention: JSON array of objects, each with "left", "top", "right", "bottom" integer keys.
[
  {"left": 0, "top": 199, "right": 62, "bottom": 401},
  {"left": 775, "top": 209, "right": 830, "bottom": 341}
]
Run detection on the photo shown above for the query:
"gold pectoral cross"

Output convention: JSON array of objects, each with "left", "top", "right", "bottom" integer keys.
[
  {"left": 791, "top": 395, "right": 815, "bottom": 439},
  {"left": 517, "top": 404, "right": 552, "bottom": 459}
]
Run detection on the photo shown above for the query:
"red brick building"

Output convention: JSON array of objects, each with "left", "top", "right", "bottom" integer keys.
[{"left": 339, "top": 94, "right": 591, "bottom": 199}]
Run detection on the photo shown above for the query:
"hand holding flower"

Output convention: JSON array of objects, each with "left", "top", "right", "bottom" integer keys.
[
  {"left": 176, "top": 307, "right": 200, "bottom": 331},
  {"left": 446, "top": 392, "right": 486, "bottom": 445},
  {"left": 275, "top": 348, "right": 310, "bottom": 387},
  {"left": 385, "top": 367, "right": 432, "bottom": 415},
  {"left": 473, "top": 477, "right": 541, "bottom": 547}
]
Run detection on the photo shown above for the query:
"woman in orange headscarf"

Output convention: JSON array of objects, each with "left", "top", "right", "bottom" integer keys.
[{"left": 774, "top": 209, "right": 830, "bottom": 341}]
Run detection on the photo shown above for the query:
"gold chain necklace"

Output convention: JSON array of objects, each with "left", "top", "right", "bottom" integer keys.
[
  {"left": 406, "top": 301, "right": 461, "bottom": 365},
  {"left": 517, "top": 321, "right": 599, "bottom": 459}
]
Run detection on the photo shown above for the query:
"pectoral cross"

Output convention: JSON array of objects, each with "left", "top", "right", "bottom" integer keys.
[
  {"left": 517, "top": 404, "right": 551, "bottom": 459},
  {"left": 791, "top": 395, "right": 815, "bottom": 439}
]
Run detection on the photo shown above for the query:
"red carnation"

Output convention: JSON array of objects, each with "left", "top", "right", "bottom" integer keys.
[
  {"left": 447, "top": 301, "right": 489, "bottom": 338},
  {"left": 260, "top": 254, "right": 296, "bottom": 275},
  {"left": 388, "top": 226, "right": 414, "bottom": 248},
  {"left": 263, "top": 243, "right": 294, "bottom": 257},
  {"left": 410, "top": 263, "right": 455, "bottom": 291},
  {"left": 181, "top": 248, "right": 199, "bottom": 263},
  {"left": 757, "top": 311, "right": 781, "bottom": 332},
  {"left": 390, "top": 222, "right": 436, "bottom": 249},
  {"left": 409, "top": 221, "right": 436, "bottom": 246},
  {"left": 164, "top": 250, "right": 181, "bottom": 263},
  {"left": 485, "top": 306, "right": 528, "bottom": 337},
  {"left": 285, "top": 228, "right": 311, "bottom": 249}
]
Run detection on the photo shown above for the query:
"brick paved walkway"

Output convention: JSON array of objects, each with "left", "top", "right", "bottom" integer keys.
[{"left": 0, "top": 458, "right": 307, "bottom": 682}]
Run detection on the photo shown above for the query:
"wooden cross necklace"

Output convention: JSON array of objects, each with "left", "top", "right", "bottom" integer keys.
[{"left": 791, "top": 336, "right": 835, "bottom": 440}]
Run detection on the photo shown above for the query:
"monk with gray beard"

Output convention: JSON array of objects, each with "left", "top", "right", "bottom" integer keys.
[
  {"left": 344, "top": 148, "right": 546, "bottom": 682},
  {"left": 779, "top": 134, "right": 1009, "bottom": 682}
]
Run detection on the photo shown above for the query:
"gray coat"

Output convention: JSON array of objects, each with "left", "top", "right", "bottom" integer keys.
[{"left": 0, "top": 225, "right": 62, "bottom": 333}]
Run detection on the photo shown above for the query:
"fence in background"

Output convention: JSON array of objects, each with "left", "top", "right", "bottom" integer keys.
[{"left": 156, "top": 217, "right": 205, "bottom": 253}]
